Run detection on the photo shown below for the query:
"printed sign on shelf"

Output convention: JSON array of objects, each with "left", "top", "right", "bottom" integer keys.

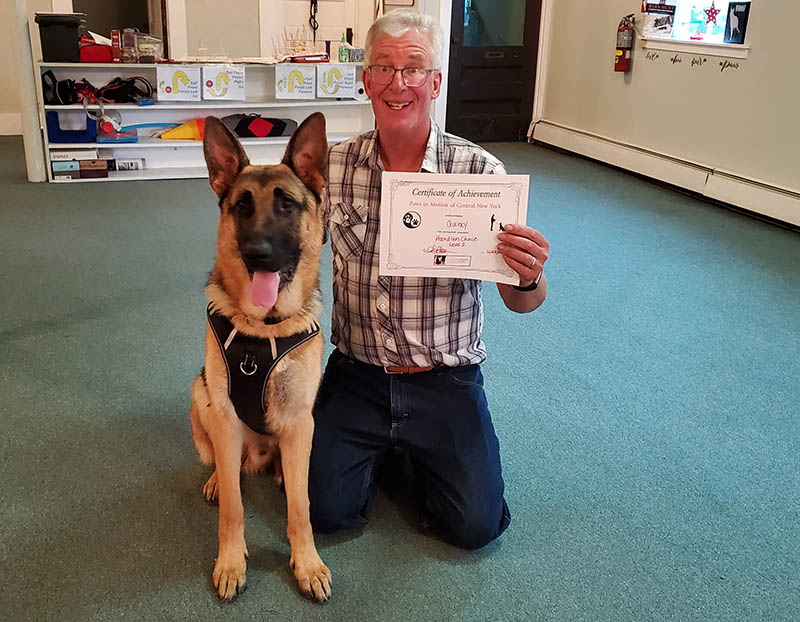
[
  {"left": 316, "top": 64, "right": 356, "bottom": 98},
  {"left": 275, "top": 65, "right": 315, "bottom": 99},
  {"left": 202, "top": 65, "right": 246, "bottom": 100},
  {"left": 157, "top": 66, "right": 201, "bottom": 101}
]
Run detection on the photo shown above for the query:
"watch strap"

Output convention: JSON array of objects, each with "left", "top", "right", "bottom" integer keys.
[{"left": 512, "top": 270, "right": 543, "bottom": 292}]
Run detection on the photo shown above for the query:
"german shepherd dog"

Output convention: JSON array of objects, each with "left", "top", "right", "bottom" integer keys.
[{"left": 189, "top": 113, "right": 331, "bottom": 601}]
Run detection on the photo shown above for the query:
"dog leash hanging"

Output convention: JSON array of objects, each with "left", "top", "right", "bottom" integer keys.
[{"left": 309, "top": 0, "right": 319, "bottom": 43}]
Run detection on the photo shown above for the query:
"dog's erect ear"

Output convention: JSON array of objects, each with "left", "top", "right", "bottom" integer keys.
[
  {"left": 203, "top": 116, "right": 250, "bottom": 200},
  {"left": 281, "top": 112, "right": 328, "bottom": 200}
]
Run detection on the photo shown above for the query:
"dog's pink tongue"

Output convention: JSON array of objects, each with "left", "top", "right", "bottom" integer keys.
[{"left": 250, "top": 271, "right": 279, "bottom": 308}]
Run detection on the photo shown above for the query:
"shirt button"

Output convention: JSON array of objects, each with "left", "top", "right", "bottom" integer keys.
[
  {"left": 379, "top": 303, "right": 387, "bottom": 311},
  {"left": 343, "top": 214, "right": 349, "bottom": 220}
]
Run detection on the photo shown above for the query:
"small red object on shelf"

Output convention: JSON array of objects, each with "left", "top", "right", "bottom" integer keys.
[{"left": 80, "top": 43, "right": 112, "bottom": 63}]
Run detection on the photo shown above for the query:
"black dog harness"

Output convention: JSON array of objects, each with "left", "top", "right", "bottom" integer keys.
[{"left": 207, "top": 305, "right": 320, "bottom": 435}]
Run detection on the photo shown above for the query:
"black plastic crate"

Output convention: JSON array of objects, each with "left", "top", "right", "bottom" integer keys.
[{"left": 34, "top": 13, "right": 85, "bottom": 62}]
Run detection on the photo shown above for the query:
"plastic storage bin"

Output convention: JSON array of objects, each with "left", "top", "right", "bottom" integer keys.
[
  {"left": 46, "top": 111, "right": 97, "bottom": 143},
  {"left": 35, "top": 13, "right": 83, "bottom": 62}
]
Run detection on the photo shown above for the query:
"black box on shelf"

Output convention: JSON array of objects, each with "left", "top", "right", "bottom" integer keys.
[
  {"left": 34, "top": 13, "right": 84, "bottom": 62},
  {"left": 80, "top": 168, "right": 109, "bottom": 179}
]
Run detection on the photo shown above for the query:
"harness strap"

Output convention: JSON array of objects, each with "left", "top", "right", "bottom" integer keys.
[{"left": 206, "top": 305, "right": 320, "bottom": 435}]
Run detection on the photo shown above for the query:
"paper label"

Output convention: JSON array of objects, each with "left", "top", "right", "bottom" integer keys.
[
  {"left": 157, "top": 66, "right": 201, "bottom": 101},
  {"left": 275, "top": 65, "right": 315, "bottom": 99}
]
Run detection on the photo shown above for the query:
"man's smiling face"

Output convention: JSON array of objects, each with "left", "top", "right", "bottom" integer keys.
[{"left": 364, "top": 29, "right": 442, "bottom": 139}]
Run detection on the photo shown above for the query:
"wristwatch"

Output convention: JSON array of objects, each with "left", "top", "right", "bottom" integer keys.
[{"left": 512, "top": 271, "right": 543, "bottom": 292}]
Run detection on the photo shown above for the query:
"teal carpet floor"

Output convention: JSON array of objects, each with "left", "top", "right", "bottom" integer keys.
[{"left": 1, "top": 135, "right": 798, "bottom": 621}]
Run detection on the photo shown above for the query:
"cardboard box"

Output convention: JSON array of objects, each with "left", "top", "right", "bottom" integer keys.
[
  {"left": 50, "top": 149, "right": 98, "bottom": 161},
  {"left": 79, "top": 159, "right": 108, "bottom": 171},
  {"left": 111, "top": 29, "right": 122, "bottom": 63},
  {"left": 79, "top": 169, "right": 109, "bottom": 179},
  {"left": 115, "top": 158, "right": 145, "bottom": 171},
  {"left": 52, "top": 160, "right": 79, "bottom": 172}
]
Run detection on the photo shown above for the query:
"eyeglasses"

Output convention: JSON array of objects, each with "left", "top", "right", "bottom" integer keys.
[{"left": 367, "top": 65, "right": 436, "bottom": 87}]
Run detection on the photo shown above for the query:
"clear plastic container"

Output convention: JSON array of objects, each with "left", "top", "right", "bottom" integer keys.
[
  {"left": 136, "top": 34, "right": 163, "bottom": 63},
  {"left": 121, "top": 28, "right": 138, "bottom": 63}
]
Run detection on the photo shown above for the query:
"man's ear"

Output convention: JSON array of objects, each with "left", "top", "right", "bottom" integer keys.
[
  {"left": 281, "top": 112, "right": 328, "bottom": 200},
  {"left": 431, "top": 70, "right": 442, "bottom": 99},
  {"left": 203, "top": 116, "right": 249, "bottom": 200}
]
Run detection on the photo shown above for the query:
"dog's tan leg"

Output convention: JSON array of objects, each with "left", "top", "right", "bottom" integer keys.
[
  {"left": 279, "top": 413, "right": 331, "bottom": 601},
  {"left": 190, "top": 377, "right": 214, "bottom": 464},
  {"left": 208, "top": 410, "right": 249, "bottom": 601},
  {"left": 272, "top": 450, "right": 284, "bottom": 488}
]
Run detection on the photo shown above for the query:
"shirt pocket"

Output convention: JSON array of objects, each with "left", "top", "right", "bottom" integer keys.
[{"left": 328, "top": 202, "right": 368, "bottom": 259}]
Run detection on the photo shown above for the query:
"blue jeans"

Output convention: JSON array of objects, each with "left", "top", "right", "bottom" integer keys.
[{"left": 309, "top": 349, "right": 511, "bottom": 549}]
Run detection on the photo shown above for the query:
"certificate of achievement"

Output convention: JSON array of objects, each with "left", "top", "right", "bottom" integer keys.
[{"left": 379, "top": 172, "right": 530, "bottom": 285}]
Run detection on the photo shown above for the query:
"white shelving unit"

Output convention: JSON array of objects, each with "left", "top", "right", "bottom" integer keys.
[{"left": 36, "top": 61, "right": 373, "bottom": 183}]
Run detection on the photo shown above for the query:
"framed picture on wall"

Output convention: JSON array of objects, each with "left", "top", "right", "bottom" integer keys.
[{"left": 724, "top": 2, "right": 751, "bottom": 44}]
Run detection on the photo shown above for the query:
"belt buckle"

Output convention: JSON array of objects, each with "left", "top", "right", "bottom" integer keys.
[{"left": 384, "top": 366, "right": 402, "bottom": 374}]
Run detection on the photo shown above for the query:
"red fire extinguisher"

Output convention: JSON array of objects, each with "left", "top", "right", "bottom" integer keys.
[{"left": 615, "top": 14, "right": 635, "bottom": 73}]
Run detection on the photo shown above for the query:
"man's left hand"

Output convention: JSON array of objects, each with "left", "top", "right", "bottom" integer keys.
[{"left": 496, "top": 224, "right": 550, "bottom": 287}]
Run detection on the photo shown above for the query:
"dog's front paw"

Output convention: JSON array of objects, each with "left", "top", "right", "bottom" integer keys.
[
  {"left": 213, "top": 552, "right": 247, "bottom": 602},
  {"left": 290, "top": 551, "right": 332, "bottom": 602}
]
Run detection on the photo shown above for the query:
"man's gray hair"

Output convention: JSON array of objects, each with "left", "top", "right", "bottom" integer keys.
[{"left": 365, "top": 9, "right": 444, "bottom": 69}]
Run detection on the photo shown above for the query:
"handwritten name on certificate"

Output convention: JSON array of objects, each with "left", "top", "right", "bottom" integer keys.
[{"left": 379, "top": 172, "right": 530, "bottom": 285}]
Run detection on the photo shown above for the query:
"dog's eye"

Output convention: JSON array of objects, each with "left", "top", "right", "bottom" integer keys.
[
  {"left": 232, "top": 191, "right": 254, "bottom": 218},
  {"left": 273, "top": 188, "right": 298, "bottom": 214}
]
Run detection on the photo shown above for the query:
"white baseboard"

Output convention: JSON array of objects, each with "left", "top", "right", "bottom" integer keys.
[
  {"left": 704, "top": 173, "right": 800, "bottom": 226},
  {"left": 531, "top": 120, "right": 800, "bottom": 228},
  {"left": 0, "top": 113, "right": 23, "bottom": 135}
]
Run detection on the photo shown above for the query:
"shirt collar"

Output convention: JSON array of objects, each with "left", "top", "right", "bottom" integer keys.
[
  {"left": 420, "top": 119, "right": 444, "bottom": 173},
  {"left": 356, "top": 119, "right": 444, "bottom": 173},
  {"left": 355, "top": 129, "right": 382, "bottom": 170}
]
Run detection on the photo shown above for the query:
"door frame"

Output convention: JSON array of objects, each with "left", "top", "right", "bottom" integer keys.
[{"left": 431, "top": 0, "right": 550, "bottom": 135}]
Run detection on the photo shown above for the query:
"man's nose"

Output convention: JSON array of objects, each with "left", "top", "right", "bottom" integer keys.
[{"left": 389, "top": 68, "right": 407, "bottom": 91}]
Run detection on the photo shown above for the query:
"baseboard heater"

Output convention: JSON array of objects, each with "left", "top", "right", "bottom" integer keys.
[{"left": 529, "top": 120, "right": 800, "bottom": 228}]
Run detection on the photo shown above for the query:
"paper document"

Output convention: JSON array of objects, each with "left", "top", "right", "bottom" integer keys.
[{"left": 379, "top": 172, "right": 530, "bottom": 285}]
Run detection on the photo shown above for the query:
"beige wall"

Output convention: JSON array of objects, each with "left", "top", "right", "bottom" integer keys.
[
  {"left": 184, "top": 0, "right": 371, "bottom": 58},
  {"left": 185, "top": 0, "right": 260, "bottom": 57},
  {"left": 540, "top": 0, "right": 799, "bottom": 191},
  {"left": 1, "top": 0, "right": 51, "bottom": 121},
  {"left": 0, "top": 0, "right": 20, "bottom": 117},
  {"left": 282, "top": 0, "right": 374, "bottom": 53},
  {"left": 2, "top": 0, "right": 53, "bottom": 133}
]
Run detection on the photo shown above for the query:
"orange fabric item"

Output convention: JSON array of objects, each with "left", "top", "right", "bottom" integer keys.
[{"left": 161, "top": 118, "right": 205, "bottom": 140}]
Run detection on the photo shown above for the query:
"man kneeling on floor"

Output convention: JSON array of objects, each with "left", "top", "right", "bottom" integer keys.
[{"left": 309, "top": 9, "right": 551, "bottom": 549}]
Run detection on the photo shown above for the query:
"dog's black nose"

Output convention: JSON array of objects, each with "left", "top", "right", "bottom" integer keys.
[
  {"left": 242, "top": 239, "right": 274, "bottom": 260},
  {"left": 241, "top": 239, "right": 283, "bottom": 272}
]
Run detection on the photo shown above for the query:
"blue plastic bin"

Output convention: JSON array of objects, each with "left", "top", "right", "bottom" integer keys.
[{"left": 46, "top": 111, "right": 97, "bottom": 143}]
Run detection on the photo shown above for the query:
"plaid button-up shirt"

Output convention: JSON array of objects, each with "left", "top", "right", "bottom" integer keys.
[{"left": 323, "top": 121, "right": 507, "bottom": 367}]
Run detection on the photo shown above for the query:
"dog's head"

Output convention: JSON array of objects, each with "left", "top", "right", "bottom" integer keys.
[{"left": 203, "top": 113, "right": 327, "bottom": 317}]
